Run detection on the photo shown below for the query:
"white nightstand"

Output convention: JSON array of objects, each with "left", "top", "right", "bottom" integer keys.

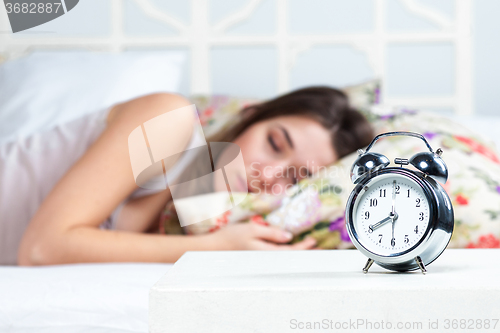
[{"left": 150, "top": 249, "right": 500, "bottom": 333}]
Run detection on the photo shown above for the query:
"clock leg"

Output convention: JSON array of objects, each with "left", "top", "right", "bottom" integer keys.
[
  {"left": 415, "top": 256, "right": 427, "bottom": 275},
  {"left": 362, "top": 258, "right": 374, "bottom": 274}
]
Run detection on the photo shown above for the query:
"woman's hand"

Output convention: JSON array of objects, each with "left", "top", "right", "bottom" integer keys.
[{"left": 208, "top": 222, "right": 317, "bottom": 251}]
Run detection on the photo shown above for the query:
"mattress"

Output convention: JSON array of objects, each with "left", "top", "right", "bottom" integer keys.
[{"left": 0, "top": 263, "right": 172, "bottom": 332}]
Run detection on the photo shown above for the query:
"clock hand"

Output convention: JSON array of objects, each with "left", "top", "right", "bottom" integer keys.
[
  {"left": 391, "top": 180, "right": 397, "bottom": 246},
  {"left": 391, "top": 213, "right": 396, "bottom": 246},
  {"left": 368, "top": 212, "right": 398, "bottom": 232},
  {"left": 392, "top": 180, "right": 397, "bottom": 216}
]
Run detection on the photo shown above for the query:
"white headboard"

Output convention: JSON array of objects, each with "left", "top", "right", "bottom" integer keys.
[{"left": 0, "top": 0, "right": 474, "bottom": 115}]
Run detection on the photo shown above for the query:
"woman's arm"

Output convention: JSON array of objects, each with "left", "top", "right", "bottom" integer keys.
[
  {"left": 18, "top": 93, "right": 317, "bottom": 265},
  {"left": 18, "top": 93, "right": 199, "bottom": 265}
]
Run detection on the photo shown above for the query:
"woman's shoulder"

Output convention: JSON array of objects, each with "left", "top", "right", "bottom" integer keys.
[{"left": 106, "top": 93, "right": 191, "bottom": 126}]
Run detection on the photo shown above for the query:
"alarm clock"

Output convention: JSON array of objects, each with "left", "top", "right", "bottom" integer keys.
[{"left": 345, "top": 131, "right": 454, "bottom": 274}]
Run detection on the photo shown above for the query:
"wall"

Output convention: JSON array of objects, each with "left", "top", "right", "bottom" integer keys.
[{"left": 0, "top": 0, "right": 499, "bottom": 116}]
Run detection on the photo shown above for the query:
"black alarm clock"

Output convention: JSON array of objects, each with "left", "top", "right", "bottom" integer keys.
[{"left": 345, "top": 131, "right": 454, "bottom": 274}]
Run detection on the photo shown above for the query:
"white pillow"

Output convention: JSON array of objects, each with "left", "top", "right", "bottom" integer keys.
[
  {"left": 452, "top": 115, "right": 500, "bottom": 151},
  {"left": 0, "top": 51, "right": 185, "bottom": 144}
]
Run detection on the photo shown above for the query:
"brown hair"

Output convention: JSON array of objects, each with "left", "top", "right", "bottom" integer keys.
[{"left": 210, "top": 86, "right": 374, "bottom": 159}]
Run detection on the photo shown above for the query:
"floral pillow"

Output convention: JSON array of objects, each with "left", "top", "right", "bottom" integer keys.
[
  {"left": 160, "top": 90, "right": 500, "bottom": 249},
  {"left": 361, "top": 108, "right": 500, "bottom": 248}
]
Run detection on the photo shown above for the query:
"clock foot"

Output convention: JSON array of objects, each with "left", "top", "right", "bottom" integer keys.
[
  {"left": 415, "top": 256, "right": 427, "bottom": 274},
  {"left": 362, "top": 258, "right": 374, "bottom": 274}
]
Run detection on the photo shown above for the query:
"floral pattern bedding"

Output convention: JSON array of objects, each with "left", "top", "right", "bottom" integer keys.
[{"left": 159, "top": 87, "right": 500, "bottom": 250}]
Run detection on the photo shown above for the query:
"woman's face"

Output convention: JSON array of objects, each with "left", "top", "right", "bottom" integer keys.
[{"left": 217, "top": 116, "right": 337, "bottom": 196}]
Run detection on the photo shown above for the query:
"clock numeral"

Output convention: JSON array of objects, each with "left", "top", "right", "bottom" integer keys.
[
  {"left": 414, "top": 225, "right": 419, "bottom": 234},
  {"left": 419, "top": 212, "right": 424, "bottom": 221},
  {"left": 395, "top": 185, "right": 400, "bottom": 194},
  {"left": 379, "top": 189, "right": 386, "bottom": 197},
  {"left": 368, "top": 226, "right": 373, "bottom": 233},
  {"left": 404, "top": 235, "right": 409, "bottom": 244},
  {"left": 370, "top": 198, "right": 377, "bottom": 207},
  {"left": 365, "top": 211, "right": 370, "bottom": 220},
  {"left": 391, "top": 238, "right": 395, "bottom": 247},
  {"left": 378, "top": 234, "right": 383, "bottom": 243},
  {"left": 407, "top": 189, "right": 411, "bottom": 198},
  {"left": 416, "top": 198, "right": 421, "bottom": 207}
]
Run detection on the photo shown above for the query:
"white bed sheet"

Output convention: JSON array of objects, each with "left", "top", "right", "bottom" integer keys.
[{"left": 0, "top": 263, "right": 172, "bottom": 333}]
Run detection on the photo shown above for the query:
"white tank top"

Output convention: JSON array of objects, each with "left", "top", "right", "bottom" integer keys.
[{"left": 0, "top": 107, "right": 203, "bottom": 265}]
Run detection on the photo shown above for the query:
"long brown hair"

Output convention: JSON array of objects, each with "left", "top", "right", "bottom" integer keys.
[{"left": 209, "top": 86, "right": 374, "bottom": 159}]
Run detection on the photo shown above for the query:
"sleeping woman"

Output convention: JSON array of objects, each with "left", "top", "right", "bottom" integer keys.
[{"left": 1, "top": 86, "right": 373, "bottom": 265}]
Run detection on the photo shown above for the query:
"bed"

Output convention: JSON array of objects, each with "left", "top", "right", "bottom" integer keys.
[
  {"left": 1, "top": 51, "right": 500, "bottom": 331},
  {"left": 0, "top": 263, "right": 172, "bottom": 332}
]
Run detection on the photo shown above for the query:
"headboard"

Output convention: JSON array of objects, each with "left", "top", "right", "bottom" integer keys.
[{"left": 0, "top": 0, "right": 474, "bottom": 115}]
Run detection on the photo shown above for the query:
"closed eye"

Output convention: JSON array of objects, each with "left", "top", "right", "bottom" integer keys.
[{"left": 268, "top": 134, "right": 280, "bottom": 152}]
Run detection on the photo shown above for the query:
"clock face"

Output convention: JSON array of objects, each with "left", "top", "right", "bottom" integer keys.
[{"left": 352, "top": 173, "right": 431, "bottom": 257}]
